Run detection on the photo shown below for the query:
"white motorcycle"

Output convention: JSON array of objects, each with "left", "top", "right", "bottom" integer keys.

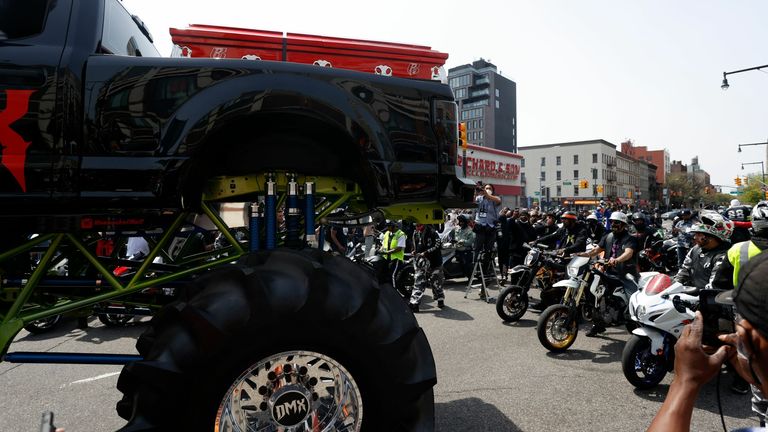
[{"left": 622, "top": 273, "right": 698, "bottom": 389}]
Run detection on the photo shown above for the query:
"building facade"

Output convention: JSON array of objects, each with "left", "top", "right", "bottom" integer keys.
[
  {"left": 448, "top": 59, "right": 517, "bottom": 152},
  {"left": 458, "top": 144, "right": 523, "bottom": 208},
  {"left": 518, "top": 139, "right": 658, "bottom": 209},
  {"left": 620, "top": 140, "right": 670, "bottom": 185}
]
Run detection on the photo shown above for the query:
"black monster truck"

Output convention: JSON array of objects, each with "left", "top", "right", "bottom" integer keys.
[{"left": 0, "top": 0, "right": 472, "bottom": 431}]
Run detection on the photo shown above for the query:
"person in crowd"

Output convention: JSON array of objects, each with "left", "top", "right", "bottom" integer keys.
[
  {"left": 363, "top": 222, "right": 376, "bottom": 257},
  {"left": 714, "top": 201, "right": 768, "bottom": 411},
  {"left": 327, "top": 222, "right": 347, "bottom": 255},
  {"left": 533, "top": 211, "right": 588, "bottom": 256},
  {"left": 497, "top": 210, "right": 512, "bottom": 285},
  {"left": 673, "top": 209, "right": 696, "bottom": 268},
  {"left": 585, "top": 214, "right": 606, "bottom": 243},
  {"left": 726, "top": 198, "right": 753, "bottom": 244},
  {"left": 510, "top": 209, "right": 536, "bottom": 268},
  {"left": 534, "top": 213, "right": 559, "bottom": 248},
  {"left": 631, "top": 211, "right": 658, "bottom": 250},
  {"left": 648, "top": 252, "right": 768, "bottom": 431},
  {"left": 409, "top": 224, "right": 444, "bottom": 312},
  {"left": 473, "top": 182, "right": 502, "bottom": 269},
  {"left": 673, "top": 211, "right": 747, "bottom": 395},
  {"left": 454, "top": 214, "right": 476, "bottom": 279},
  {"left": 379, "top": 220, "right": 406, "bottom": 287},
  {"left": 575, "top": 211, "right": 638, "bottom": 337}
]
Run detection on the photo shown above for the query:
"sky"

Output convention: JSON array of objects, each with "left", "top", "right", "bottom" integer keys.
[{"left": 123, "top": 0, "right": 768, "bottom": 189}]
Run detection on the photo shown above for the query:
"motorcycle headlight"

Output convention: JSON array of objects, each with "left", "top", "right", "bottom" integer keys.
[
  {"left": 524, "top": 254, "right": 534, "bottom": 266},
  {"left": 635, "top": 305, "right": 646, "bottom": 319},
  {"left": 567, "top": 266, "right": 579, "bottom": 278}
]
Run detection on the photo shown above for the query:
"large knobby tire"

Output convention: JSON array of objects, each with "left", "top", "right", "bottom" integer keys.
[
  {"left": 23, "top": 315, "right": 61, "bottom": 334},
  {"left": 495, "top": 285, "right": 528, "bottom": 322},
  {"left": 115, "top": 248, "right": 436, "bottom": 431},
  {"left": 621, "top": 334, "right": 667, "bottom": 389},
  {"left": 537, "top": 305, "right": 578, "bottom": 352}
]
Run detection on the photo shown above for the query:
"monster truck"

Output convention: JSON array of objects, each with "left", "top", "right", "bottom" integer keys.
[{"left": 0, "top": 0, "right": 473, "bottom": 430}]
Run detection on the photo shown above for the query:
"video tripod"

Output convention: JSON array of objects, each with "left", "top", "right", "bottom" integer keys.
[{"left": 464, "top": 249, "right": 500, "bottom": 303}]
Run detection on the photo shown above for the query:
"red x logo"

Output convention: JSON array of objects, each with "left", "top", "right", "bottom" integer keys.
[{"left": 0, "top": 89, "right": 34, "bottom": 192}]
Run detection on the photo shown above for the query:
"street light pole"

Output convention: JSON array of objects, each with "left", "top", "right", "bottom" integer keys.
[
  {"left": 721, "top": 64, "right": 768, "bottom": 90},
  {"left": 742, "top": 161, "right": 766, "bottom": 186}
]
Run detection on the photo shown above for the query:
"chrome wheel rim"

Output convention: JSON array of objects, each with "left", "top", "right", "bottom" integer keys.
[{"left": 215, "top": 350, "right": 363, "bottom": 432}]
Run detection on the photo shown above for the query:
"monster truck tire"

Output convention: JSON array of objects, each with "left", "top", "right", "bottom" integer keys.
[{"left": 116, "top": 248, "right": 436, "bottom": 431}]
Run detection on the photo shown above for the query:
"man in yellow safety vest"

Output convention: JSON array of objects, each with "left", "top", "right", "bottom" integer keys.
[{"left": 380, "top": 220, "right": 406, "bottom": 289}]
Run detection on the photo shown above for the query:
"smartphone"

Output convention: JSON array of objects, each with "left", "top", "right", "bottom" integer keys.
[{"left": 699, "top": 290, "right": 735, "bottom": 347}]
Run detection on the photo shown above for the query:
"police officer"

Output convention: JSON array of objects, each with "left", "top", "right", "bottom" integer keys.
[{"left": 380, "top": 220, "right": 406, "bottom": 288}]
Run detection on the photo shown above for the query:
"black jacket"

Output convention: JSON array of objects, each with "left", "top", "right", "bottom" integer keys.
[
  {"left": 675, "top": 243, "right": 730, "bottom": 290},
  {"left": 413, "top": 226, "right": 442, "bottom": 268},
  {"left": 536, "top": 221, "right": 589, "bottom": 254}
]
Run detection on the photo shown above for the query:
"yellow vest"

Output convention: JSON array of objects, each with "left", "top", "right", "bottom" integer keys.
[
  {"left": 382, "top": 230, "right": 405, "bottom": 261},
  {"left": 727, "top": 240, "right": 763, "bottom": 287}
]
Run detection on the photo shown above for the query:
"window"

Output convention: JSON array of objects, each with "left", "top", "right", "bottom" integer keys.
[
  {"left": 556, "top": 185, "right": 562, "bottom": 196},
  {"left": 573, "top": 155, "right": 579, "bottom": 164},
  {"left": 102, "top": 0, "right": 160, "bottom": 57},
  {"left": 556, "top": 171, "right": 561, "bottom": 181},
  {"left": 495, "top": 89, "right": 500, "bottom": 97},
  {"left": 574, "top": 186, "right": 579, "bottom": 196},
  {"left": 592, "top": 168, "right": 598, "bottom": 179},
  {"left": 574, "top": 170, "right": 579, "bottom": 179},
  {"left": 521, "top": 158, "right": 525, "bottom": 167},
  {"left": 495, "top": 100, "right": 500, "bottom": 109},
  {"left": 449, "top": 74, "right": 471, "bottom": 88},
  {"left": 472, "top": 120, "right": 478, "bottom": 129},
  {"left": 0, "top": 0, "right": 49, "bottom": 39},
  {"left": 460, "top": 108, "right": 484, "bottom": 120},
  {"left": 479, "top": 131, "right": 484, "bottom": 139},
  {"left": 479, "top": 119, "right": 484, "bottom": 128},
  {"left": 593, "top": 153, "right": 598, "bottom": 163},
  {"left": 540, "top": 171, "right": 546, "bottom": 181},
  {"left": 521, "top": 172, "right": 526, "bottom": 182},
  {"left": 556, "top": 156, "right": 561, "bottom": 166},
  {"left": 541, "top": 157, "right": 546, "bottom": 166},
  {"left": 453, "top": 88, "right": 467, "bottom": 99}
]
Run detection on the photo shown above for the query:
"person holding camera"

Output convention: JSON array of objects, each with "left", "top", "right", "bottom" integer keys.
[
  {"left": 473, "top": 182, "right": 502, "bottom": 269},
  {"left": 648, "top": 252, "right": 768, "bottom": 431}
]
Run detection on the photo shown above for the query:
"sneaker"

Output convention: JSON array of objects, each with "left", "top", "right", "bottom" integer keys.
[
  {"left": 731, "top": 376, "right": 750, "bottom": 395},
  {"left": 437, "top": 299, "right": 445, "bottom": 308},
  {"left": 586, "top": 324, "right": 606, "bottom": 337},
  {"left": 409, "top": 303, "right": 419, "bottom": 313}
]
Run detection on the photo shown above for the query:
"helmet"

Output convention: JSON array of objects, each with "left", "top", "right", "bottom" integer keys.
[
  {"left": 609, "top": 211, "right": 628, "bottom": 224},
  {"left": 560, "top": 211, "right": 578, "bottom": 221},
  {"left": 385, "top": 219, "right": 399, "bottom": 228},
  {"left": 751, "top": 201, "right": 768, "bottom": 233},
  {"left": 457, "top": 214, "right": 469, "bottom": 224},
  {"left": 586, "top": 214, "right": 598, "bottom": 221},
  {"left": 731, "top": 199, "right": 741, "bottom": 208},
  {"left": 680, "top": 208, "right": 692, "bottom": 216},
  {"left": 690, "top": 211, "right": 734, "bottom": 243}
]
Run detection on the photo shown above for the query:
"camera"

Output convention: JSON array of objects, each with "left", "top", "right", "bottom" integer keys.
[{"left": 698, "top": 289, "right": 735, "bottom": 347}]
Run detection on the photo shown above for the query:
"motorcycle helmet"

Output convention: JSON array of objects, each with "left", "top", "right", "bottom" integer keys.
[
  {"left": 560, "top": 211, "right": 578, "bottom": 221},
  {"left": 609, "top": 211, "right": 629, "bottom": 224},
  {"left": 731, "top": 199, "right": 741, "bottom": 208},
  {"left": 690, "top": 211, "right": 734, "bottom": 243},
  {"left": 632, "top": 212, "right": 645, "bottom": 222},
  {"left": 751, "top": 201, "right": 768, "bottom": 234},
  {"left": 586, "top": 214, "right": 598, "bottom": 221}
]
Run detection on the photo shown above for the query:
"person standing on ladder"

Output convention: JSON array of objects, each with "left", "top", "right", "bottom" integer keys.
[{"left": 473, "top": 182, "right": 501, "bottom": 274}]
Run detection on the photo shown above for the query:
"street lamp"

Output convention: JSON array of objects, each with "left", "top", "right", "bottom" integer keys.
[
  {"left": 721, "top": 64, "right": 768, "bottom": 90},
  {"left": 738, "top": 140, "right": 768, "bottom": 153},
  {"left": 741, "top": 161, "right": 765, "bottom": 184}
]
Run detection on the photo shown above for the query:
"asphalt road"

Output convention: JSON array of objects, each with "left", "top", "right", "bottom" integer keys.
[{"left": 0, "top": 279, "right": 758, "bottom": 432}]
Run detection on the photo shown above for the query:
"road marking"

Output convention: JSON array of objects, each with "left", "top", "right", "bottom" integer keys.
[{"left": 60, "top": 371, "right": 120, "bottom": 388}]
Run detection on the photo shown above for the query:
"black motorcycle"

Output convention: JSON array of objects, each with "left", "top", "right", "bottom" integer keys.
[
  {"left": 495, "top": 244, "right": 565, "bottom": 322},
  {"left": 637, "top": 230, "right": 679, "bottom": 274}
]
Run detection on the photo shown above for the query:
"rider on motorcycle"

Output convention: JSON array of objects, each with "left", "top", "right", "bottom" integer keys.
[
  {"left": 630, "top": 212, "right": 657, "bottom": 250},
  {"left": 585, "top": 213, "right": 606, "bottom": 243},
  {"left": 672, "top": 209, "right": 695, "bottom": 268},
  {"left": 575, "top": 211, "right": 639, "bottom": 337},
  {"left": 674, "top": 211, "right": 733, "bottom": 290},
  {"left": 532, "top": 211, "right": 589, "bottom": 257}
]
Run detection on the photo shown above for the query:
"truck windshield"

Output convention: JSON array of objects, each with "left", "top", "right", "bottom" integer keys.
[{"left": 0, "top": 0, "right": 49, "bottom": 40}]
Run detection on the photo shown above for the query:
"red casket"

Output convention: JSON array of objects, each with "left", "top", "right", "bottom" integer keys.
[{"left": 169, "top": 24, "right": 449, "bottom": 80}]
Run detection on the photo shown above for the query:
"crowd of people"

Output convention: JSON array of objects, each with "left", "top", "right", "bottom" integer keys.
[{"left": 320, "top": 193, "right": 768, "bottom": 430}]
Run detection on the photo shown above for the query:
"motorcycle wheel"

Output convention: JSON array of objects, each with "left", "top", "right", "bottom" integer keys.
[
  {"left": 621, "top": 334, "right": 667, "bottom": 389},
  {"left": 580, "top": 302, "right": 595, "bottom": 322},
  {"left": 495, "top": 285, "right": 528, "bottom": 322},
  {"left": 395, "top": 264, "right": 414, "bottom": 300},
  {"left": 116, "top": 249, "right": 436, "bottom": 431},
  {"left": 23, "top": 315, "right": 62, "bottom": 334},
  {"left": 537, "top": 304, "right": 578, "bottom": 352}
]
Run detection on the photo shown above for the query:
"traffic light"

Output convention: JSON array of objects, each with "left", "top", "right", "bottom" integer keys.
[
  {"left": 579, "top": 179, "right": 589, "bottom": 189},
  {"left": 596, "top": 184, "right": 604, "bottom": 193},
  {"left": 735, "top": 177, "right": 742, "bottom": 186},
  {"left": 744, "top": 176, "right": 749, "bottom": 185},
  {"left": 458, "top": 122, "right": 467, "bottom": 149},
  {"left": 765, "top": 190, "right": 768, "bottom": 200}
]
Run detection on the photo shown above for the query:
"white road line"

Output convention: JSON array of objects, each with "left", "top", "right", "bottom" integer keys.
[{"left": 64, "top": 371, "right": 121, "bottom": 387}]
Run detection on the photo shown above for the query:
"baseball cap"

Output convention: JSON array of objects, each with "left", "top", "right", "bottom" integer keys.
[{"left": 716, "top": 252, "right": 768, "bottom": 336}]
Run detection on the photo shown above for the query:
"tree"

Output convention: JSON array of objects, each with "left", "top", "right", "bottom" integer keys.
[{"left": 666, "top": 173, "right": 707, "bottom": 207}]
